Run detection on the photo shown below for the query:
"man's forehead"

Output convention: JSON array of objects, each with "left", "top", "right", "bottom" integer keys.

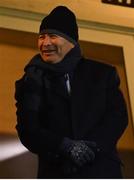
[{"left": 39, "top": 32, "right": 60, "bottom": 37}]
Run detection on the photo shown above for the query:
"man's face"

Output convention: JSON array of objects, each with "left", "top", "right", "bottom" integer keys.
[{"left": 38, "top": 33, "right": 74, "bottom": 64}]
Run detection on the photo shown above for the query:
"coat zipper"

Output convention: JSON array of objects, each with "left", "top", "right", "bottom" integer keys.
[{"left": 64, "top": 73, "right": 71, "bottom": 95}]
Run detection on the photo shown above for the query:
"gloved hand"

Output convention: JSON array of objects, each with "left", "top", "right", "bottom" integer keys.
[
  {"left": 21, "top": 66, "right": 44, "bottom": 111},
  {"left": 60, "top": 137, "right": 97, "bottom": 167}
]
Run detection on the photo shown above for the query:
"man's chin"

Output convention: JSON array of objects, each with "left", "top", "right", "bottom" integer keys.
[
  {"left": 41, "top": 57, "right": 58, "bottom": 64},
  {"left": 40, "top": 54, "right": 62, "bottom": 64},
  {"left": 42, "top": 58, "right": 54, "bottom": 64}
]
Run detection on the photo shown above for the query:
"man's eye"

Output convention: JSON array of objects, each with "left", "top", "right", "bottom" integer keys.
[
  {"left": 39, "top": 36, "right": 44, "bottom": 39},
  {"left": 49, "top": 34, "right": 57, "bottom": 38}
]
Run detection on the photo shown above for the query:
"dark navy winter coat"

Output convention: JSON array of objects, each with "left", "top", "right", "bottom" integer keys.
[{"left": 15, "top": 58, "right": 128, "bottom": 178}]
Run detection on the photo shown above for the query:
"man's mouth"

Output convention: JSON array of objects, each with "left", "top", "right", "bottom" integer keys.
[{"left": 42, "top": 49, "right": 56, "bottom": 55}]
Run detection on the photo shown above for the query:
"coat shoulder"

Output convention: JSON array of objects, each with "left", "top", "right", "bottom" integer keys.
[
  {"left": 81, "top": 58, "right": 115, "bottom": 72},
  {"left": 78, "top": 58, "right": 116, "bottom": 80}
]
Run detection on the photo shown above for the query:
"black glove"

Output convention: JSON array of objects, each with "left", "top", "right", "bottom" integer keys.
[
  {"left": 21, "top": 66, "right": 44, "bottom": 111},
  {"left": 60, "top": 137, "right": 97, "bottom": 167}
]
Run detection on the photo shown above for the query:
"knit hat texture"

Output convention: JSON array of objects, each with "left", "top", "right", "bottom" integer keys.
[{"left": 39, "top": 6, "right": 78, "bottom": 44}]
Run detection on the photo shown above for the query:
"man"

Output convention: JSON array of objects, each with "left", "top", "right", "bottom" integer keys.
[{"left": 15, "top": 6, "right": 128, "bottom": 178}]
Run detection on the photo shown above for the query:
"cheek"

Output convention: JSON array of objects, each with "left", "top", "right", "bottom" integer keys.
[
  {"left": 60, "top": 45, "right": 70, "bottom": 56},
  {"left": 56, "top": 47, "right": 64, "bottom": 58}
]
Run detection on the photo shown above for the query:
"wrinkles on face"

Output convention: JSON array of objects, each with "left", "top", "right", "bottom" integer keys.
[
  {"left": 41, "top": 45, "right": 57, "bottom": 53},
  {"left": 38, "top": 33, "right": 74, "bottom": 64},
  {"left": 40, "top": 45, "right": 59, "bottom": 60}
]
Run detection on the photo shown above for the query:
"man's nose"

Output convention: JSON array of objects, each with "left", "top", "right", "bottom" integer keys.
[{"left": 42, "top": 36, "right": 52, "bottom": 45}]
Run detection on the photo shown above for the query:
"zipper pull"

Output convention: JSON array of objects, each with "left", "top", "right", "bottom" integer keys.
[{"left": 65, "top": 73, "right": 71, "bottom": 95}]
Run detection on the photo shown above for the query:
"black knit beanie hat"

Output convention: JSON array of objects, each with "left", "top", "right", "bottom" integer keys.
[{"left": 39, "top": 6, "right": 78, "bottom": 44}]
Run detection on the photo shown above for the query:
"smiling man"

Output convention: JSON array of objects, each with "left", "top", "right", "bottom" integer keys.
[
  {"left": 15, "top": 6, "right": 128, "bottom": 179},
  {"left": 38, "top": 33, "right": 74, "bottom": 64}
]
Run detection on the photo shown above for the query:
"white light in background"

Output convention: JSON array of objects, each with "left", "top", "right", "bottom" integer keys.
[
  {"left": 126, "top": 0, "right": 131, "bottom": 4},
  {"left": 0, "top": 138, "right": 28, "bottom": 162}
]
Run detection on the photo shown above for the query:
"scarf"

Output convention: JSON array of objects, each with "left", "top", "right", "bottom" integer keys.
[{"left": 24, "top": 44, "right": 82, "bottom": 78}]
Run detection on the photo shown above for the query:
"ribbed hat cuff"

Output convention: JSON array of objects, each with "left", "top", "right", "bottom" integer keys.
[{"left": 39, "top": 29, "right": 77, "bottom": 45}]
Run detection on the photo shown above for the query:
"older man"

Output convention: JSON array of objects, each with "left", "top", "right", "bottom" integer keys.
[{"left": 15, "top": 6, "right": 128, "bottom": 178}]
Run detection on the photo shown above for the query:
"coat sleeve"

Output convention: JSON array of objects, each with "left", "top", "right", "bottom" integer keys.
[
  {"left": 15, "top": 76, "right": 63, "bottom": 155},
  {"left": 90, "top": 67, "right": 128, "bottom": 153}
]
